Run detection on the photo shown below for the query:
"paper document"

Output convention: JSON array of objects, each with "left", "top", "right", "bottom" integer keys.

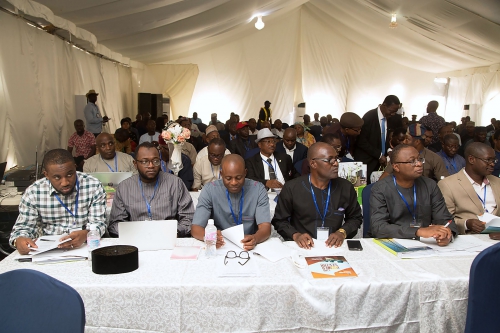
[
  {"left": 221, "top": 224, "right": 245, "bottom": 249},
  {"left": 216, "top": 252, "right": 260, "bottom": 277},
  {"left": 284, "top": 239, "right": 347, "bottom": 256},
  {"left": 420, "top": 235, "right": 493, "bottom": 252},
  {"left": 32, "top": 245, "right": 88, "bottom": 263},
  {"left": 479, "top": 213, "right": 500, "bottom": 232},
  {"left": 251, "top": 238, "right": 291, "bottom": 262},
  {"left": 394, "top": 238, "right": 428, "bottom": 249},
  {"left": 29, "top": 234, "right": 71, "bottom": 255}
]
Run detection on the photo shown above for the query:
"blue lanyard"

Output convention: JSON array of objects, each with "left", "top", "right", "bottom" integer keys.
[
  {"left": 477, "top": 186, "right": 488, "bottom": 212},
  {"left": 393, "top": 176, "right": 417, "bottom": 222},
  {"left": 440, "top": 151, "right": 457, "bottom": 172},
  {"left": 226, "top": 188, "right": 244, "bottom": 225},
  {"left": 139, "top": 177, "right": 160, "bottom": 220},
  {"left": 159, "top": 150, "right": 168, "bottom": 173},
  {"left": 309, "top": 175, "right": 331, "bottom": 227},
  {"left": 101, "top": 154, "right": 118, "bottom": 172},
  {"left": 262, "top": 157, "right": 277, "bottom": 175},
  {"left": 340, "top": 132, "right": 350, "bottom": 151},
  {"left": 211, "top": 164, "right": 221, "bottom": 179},
  {"left": 53, "top": 177, "right": 80, "bottom": 223}
]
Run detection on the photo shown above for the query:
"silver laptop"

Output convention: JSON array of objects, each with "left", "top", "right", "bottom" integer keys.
[
  {"left": 90, "top": 172, "right": 133, "bottom": 187},
  {"left": 118, "top": 220, "right": 178, "bottom": 251}
]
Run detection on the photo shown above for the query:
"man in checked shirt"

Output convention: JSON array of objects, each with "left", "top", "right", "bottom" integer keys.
[{"left": 10, "top": 149, "right": 107, "bottom": 255}]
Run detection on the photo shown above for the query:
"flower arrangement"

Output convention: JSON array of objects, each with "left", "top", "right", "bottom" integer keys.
[{"left": 161, "top": 123, "right": 191, "bottom": 144}]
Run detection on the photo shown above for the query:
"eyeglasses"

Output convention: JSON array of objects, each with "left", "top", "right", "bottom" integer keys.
[
  {"left": 136, "top": 159, "right": 161, "bottom": 166},
  {"left": 312, "top": 157, "right": 342, "bottom": 165},
  {"left": 224, "top": 251, "right": 250, "bottom": 266},
  {"left": 260, "top": 139, "right": 276, "bottom": 145},
  {"left": 472, "top": 156, "right": 498, "bottom": 165},
  {"left": 208, "top": 153, "right": 224, "bottom": 159},
  {"left": 394, "top": 157, "right": 425, "bottom": 166}
]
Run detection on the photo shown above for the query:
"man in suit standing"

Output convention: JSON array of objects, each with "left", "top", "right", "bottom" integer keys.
[
  {"left": 246, "top": 128, "right": 299, "bottom": 190},
  {"left": 275, "top": 128, "right": 308, "bottom": 165},
  {"left": 438, "top": 142, "right": 500, "bottom": 234},
  {"left": 354, "top": 95, "right": 402, "bottom": 183}
]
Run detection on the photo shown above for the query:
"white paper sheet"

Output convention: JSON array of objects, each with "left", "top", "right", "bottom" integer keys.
[
  {"left": 251, "top": 238, "right": 292, "bottom": 262},
  {"left": 220, "top": 224, "right": 245, "bottom": 249},
  {"left": 420, "top": 235, "right": 494, "bottom": 252},
  {"left": 478, "top": 213, "right": 500, "bottom": 227},
  {"left": 284, "top": 239, "right": 347, "bottom": 256},
  {"left": 29, "top": 234, "right": 71, "bottom": 255}
]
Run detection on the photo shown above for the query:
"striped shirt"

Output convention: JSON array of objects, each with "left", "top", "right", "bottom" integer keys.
[
  {"left": 108, "top": 172, "right": 194, "bottom": 237},
  {"left": 10, "top": 172, "right": 107, "bottom": 246}
]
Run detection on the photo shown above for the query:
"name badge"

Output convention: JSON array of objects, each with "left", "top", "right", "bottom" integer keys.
[{"left": 317, "top": 227, "right": 329, "bottom": 241}]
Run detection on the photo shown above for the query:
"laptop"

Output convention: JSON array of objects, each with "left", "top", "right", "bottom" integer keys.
[
  {"left": 118, "top": 220, "right": 178, "bottom": 251},
  {"left": 90, "top": 172, "right": 133, "bottom": 187}
]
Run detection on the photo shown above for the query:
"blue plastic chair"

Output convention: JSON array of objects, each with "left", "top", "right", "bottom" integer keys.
[
  {"left": 361, "top": 183, "right": 374, "bottom": 238},
  {"left": 464, "top": 242, "right": 500, "bottom": 333},
  {"left": 0, "top": 269, "right": 86, "bottom": 333}
]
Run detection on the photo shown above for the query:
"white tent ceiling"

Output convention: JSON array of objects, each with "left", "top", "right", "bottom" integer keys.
[{"left": 4, "top": 0, "right": 500, "bottom": 73}]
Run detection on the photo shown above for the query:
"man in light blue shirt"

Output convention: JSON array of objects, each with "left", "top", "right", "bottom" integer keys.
[
  {"left": 191, "top": 154, "right": 271, "bottom": 250},
  {"left": 84, "top": 90, "right": 109, "bottom": 136}
]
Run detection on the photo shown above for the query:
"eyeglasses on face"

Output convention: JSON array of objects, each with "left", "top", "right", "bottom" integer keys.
[
  {"left": 472, "top": 156, "right": 498, "bottom": 165},
  {"left": 312, "top": 157, "right": 341, "bottom": 165},
  {"left": 444, "top": 144, "right": 459, "bottom": 150},
  {"left": 224, "top": 250, "right": 250, "bottom": 266},
  {"left": 394, "top": 157, "right": 425, "bottom": 166},
  {"left": 136, "top": 159, "right": 161, "bottom": 166}
]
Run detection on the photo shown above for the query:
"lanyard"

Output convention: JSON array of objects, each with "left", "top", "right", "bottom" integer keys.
[
  {"left": 262, "top": 157, "right": 277, "bottom": 175},
  {"left": 139, "top": 177, "right": 160, "bottom": 220},
  {"left": 101, "top": 154, "right": 118, "bottom": 172},
  {"left": 159, "top": 151, "right": 168, "bottom": 173},
  {"left": 440, "top": 151, "right": 457, "bottom": 173},
  {"left": 226, "top": 188, "right": 244, "bottom": 225},
  {"left": 53, "top": 177, "right": 80, "bottom": 222},
  {"left": 393, "top": 176, "right": 417, "bottom": 222},
  {"left": 211, "top": 164, "right": 221, "bottom": 179},
  {"left": 340, "top": 132, "right": 350, "bottom": 152},
  {"left": 477, "top": 186, "right": 488, "bottom": 212},
  {"left": 309, "top": 175, "right": 331, "bottom": 227}
]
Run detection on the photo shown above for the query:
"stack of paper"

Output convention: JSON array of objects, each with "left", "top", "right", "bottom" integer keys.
[{"left": 479, "top": 213, "right": 500, "bottom": 233}]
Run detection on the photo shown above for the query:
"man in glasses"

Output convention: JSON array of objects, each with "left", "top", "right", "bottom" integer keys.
[
  {"left": 191, "top": 154, "right": 271, "bottom": 251},
  {"left": 246, "top": 128, "right": 299, "bottom": 190},
  {"left": 272, "top": 142, "right": 362, "bottom": 249},
  {"left": 192, "top": 138, "right": 227, "bottom": 190},
  {"left": 108, "top": 142, "right": 194, "bottom": 237},
  {"left": 83, "top": 133, "right": 136, "bottom": 173},
  {"left": 438, "top": 142, "right": 500, "bottom": 234},
  {"left": 370, "top": 144, "right": 457, "bottom": 242},
  {"left": 380, "top": 124, "right": 449, "bottom": 181}
]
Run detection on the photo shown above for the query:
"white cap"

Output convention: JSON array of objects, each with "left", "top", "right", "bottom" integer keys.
[
  {"left": 208, "top": 219, "right": 214, "bottom": 225},
  {"left": 89, "top": 224, "right": 97, "bottom": 231}
]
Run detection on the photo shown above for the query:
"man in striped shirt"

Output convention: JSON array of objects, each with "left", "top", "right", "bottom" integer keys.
[
  {"left": 10, "top": 149, "right": 107, "bottom": 254},
  {"left": 108, "top": 142, "right": 194, "bottom": 237}
]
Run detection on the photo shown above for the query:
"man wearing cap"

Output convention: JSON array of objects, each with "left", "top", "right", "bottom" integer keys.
[
  {"left": 323, "top": 112, "right": 364, "bottom": 158},
  {"left": 354, "top": 95, "right": 403, "bottom": 183},
  {"left": 192, "top": 138, "right": 228, "bottom": 190},
  {"left": 419, "top": 101, "right": 445, "bottom": 145},
  {"left": 259, "top": 101, "right": 272, "bottom": 125},
  {"left": 197, "top": 125, "right": 231, "bottom": 162},
  {"left": 246, "top": 128, "right": 299, "bottom": 190},
  {"left": 84, "top": 133, "right": 136, "bottom": 173},
  {"left": 84, "top": 90, "right": 109, "bottom": 137},
  {"left": 381, "top": 124, "right": 449, "bottom": 181},
  {"left": 209, "top": 113, "right": 225, "bottom": 131},
  {"left": 230, "top": 122, "right": 257, "bottom": 157},
  {"left": 275, "top": 128, "right": 308, "bottom": 165}
]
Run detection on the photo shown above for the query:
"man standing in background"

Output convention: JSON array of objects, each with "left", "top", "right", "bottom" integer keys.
[{"left": 84, "top": 90, "right": 109, "bottom": 137}]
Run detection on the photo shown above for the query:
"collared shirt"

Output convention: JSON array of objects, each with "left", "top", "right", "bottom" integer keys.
[
  {"left": 384, "top": 148, "right": 449, "bottom": 181},
  {"left": 10, "top": 172, "right": 107, "bottom": 246},
  {"left": 193, "top": 155, "right": 224, "bottom": 190},
  {"left": 249, "top": 129, "right": 259, "bottom": 135},
  {"left": 83, "top": 152, "right": 136, "bottom": 173},
  {"left": 192, "top": 179, "right": 270, "bottom": 235},
  {"left": 260, "top": 153, "right": 285, "bottom": 184},
  {"left": 284, "top": 145, "right": 296, "bottom": 162},
  {"left": 463, "top": 169, "right": 496, "bottom": 214},
  {"left": 438, "top": 151, "right": 466, "bottom": 176},
  {"left": 272, "top": 128, "right": 284, "bottom": 138},
  {"left": 67, "top": 130, "right": 96, "bottom": 158},
  {"left": 139, "top": 132, "right": 160, "bottom": 144},
  {"left": 83, "top": 102, "right": 103, "bottom": 134},
  {"left": 419, "top": 112, "right": 446, "bottom": 144},
  {"left": 108, "top": 172, "right": 194, "bottom": 237}
]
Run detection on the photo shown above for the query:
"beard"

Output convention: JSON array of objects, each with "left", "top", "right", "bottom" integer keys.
[{"left": 138, "top": 168, "right": 160, "bottom": 182}]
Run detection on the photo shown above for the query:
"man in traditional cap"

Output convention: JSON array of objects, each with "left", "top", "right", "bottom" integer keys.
[
  {"left": 209, "top": 113, "right": 225, "bottom": 131},
  {"left": 230, "top": 122, "right": 257, "bottom": 157},
  {"left": 196, "top": 125, "right": 231, "bottom": 162},
  {"left": 322, "top": 112, "right": 363, "bottom": 159},
  {"left": 84, "top": 90, "right": 109, "bottom": 137}
]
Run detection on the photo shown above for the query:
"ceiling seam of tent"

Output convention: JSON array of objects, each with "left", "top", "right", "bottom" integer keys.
[{"left": 445, "top": 0, "right": 500, "bottom": 27}]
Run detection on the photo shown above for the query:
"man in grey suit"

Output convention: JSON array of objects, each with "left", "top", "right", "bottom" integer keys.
[{"left": 370, "top": 144, "right": 457, "bottom": 245}]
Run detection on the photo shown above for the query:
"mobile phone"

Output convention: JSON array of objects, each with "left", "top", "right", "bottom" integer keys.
[{"left": 347, "top": 240, "right": 363, "bottom": 251}]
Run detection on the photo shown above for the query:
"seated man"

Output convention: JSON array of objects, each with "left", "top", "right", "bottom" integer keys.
[
  {"left": 438, "top": 142, "right": 500, "bottom": 234},
  {"left": 191, "top": 154, "right": 271, "bottom": 250},
  {"left": 139, "top": 120, "right": 160, "bottom": 144},
  {"left": 271, "top": 119, "right": 284, "bottom": 139},
  {"left": 437, "top": 134, "right": 466, "bottom": 175},
  {"left": 120, "top": 117, "right": 139, "bottom": 143},
  {"left": 192, "top": 138, "right": 227, "bottom": 190},
  {"left": 370, "top": 144, "right": 458, "bottom": 243},
  {"left": 272, "top": 143, "right": 362, "bottom": 248},
  {"left": 246, "top": 128, "right": 299, "bottom": 190},
  {"left": 114, "top": 128, "right": 134, "bottom": 154},
  {"left": 196, "top": 125, "right": 230, "bottom": 162},
  {"left": 108, "top": 142, "right": 194, "bottom": 237},
  {"left": 275, "top": 128, "right": 308, "bottom": 165},
  {"left": 229, "top": 122, "right": 257, "bottom": 157},
  {"left": 10, "top": 149, "right": 106, "bottom": 254},
  {"left": 302, "top": 133, "right": 356, "bottom": 175},
  {"left": 67, "top": 119, "right": 96, "bottom": 171},
  {"left": 428, "top": 123, "right": 453, "bottom": 153},
  {"left": 158, "top": 136, "right": 194, "bottom": 190},
  {"left": 83, "top": 133, "right": 135, "bottom": 173}
]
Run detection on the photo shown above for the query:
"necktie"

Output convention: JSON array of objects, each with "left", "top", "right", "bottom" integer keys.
[
  {"left": 267, "top": 158, "right": 276, "bottom": 180},
  {"left": 381, "top": 118, "right": 386, "bottom": 155}
]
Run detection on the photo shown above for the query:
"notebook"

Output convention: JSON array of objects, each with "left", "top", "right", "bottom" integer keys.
[
  {"left": 89, "top": 172, "right": 133, "bottom": 187},
  {"left": 118, "top": 220, "right": 178, "bottom": 251}
]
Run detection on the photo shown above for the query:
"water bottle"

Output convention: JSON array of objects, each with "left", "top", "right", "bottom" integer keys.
[
  {"left": 87, "top": 224, "right": 101, "bottom": 262},
  {"left": 205, "top": 219, "right": 217, "bottom": 258}
]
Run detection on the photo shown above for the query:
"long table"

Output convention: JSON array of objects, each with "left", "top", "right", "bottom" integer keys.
[{"left": 0, "top": 236, "right": 494, "bottom": 333}]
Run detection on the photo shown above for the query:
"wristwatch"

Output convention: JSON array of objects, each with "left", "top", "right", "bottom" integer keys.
[{"left": 338, "top": 228, "right": 347, "bottom": 238}]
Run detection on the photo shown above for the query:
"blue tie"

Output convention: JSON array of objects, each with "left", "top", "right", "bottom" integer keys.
[{"left": 381, "top": 118, "right": 386, "bottom": 155}]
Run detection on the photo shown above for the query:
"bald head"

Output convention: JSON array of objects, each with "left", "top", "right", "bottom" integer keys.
[
  {"left": 96, "top": 133, "right": 115, "bottom": 159},
  {"left": 96, "top": 133, "right": 113, "bottom": 145},
  {"left": 464, "top": 142, "right": 494, "bottom": 161},
  {"left": 307, "top": 142, "right": 332, "bottom": 161},
  {"left": 221, "top": 154, "right": 245, "bottom": 171},
  {"left": 221, "top": 154, "right": 247, "bottom": 194}
]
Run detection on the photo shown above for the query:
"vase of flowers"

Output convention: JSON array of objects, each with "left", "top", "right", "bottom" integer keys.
[{"left": 161, "top": 122, "right": 191, "bottom": 175}]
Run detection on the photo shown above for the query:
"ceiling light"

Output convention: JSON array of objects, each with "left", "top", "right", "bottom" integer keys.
[
  {"left": 255, "top": 16, "right": 265, "bottom": 30},
  {"left": 389, "top": 14, "right": 397, "bottom": 28}
]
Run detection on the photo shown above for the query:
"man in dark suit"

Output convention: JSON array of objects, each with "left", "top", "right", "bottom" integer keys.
[
  {"left": 275, "top": 128, "right": 308, "bottom": 165},
  {"left": 246, "top": 128, "right": 299, "bottom": 190},
  {"left": 354, "top": 95, "right": 402, "bottom": 183},
  {"left": 229, "top": 122, "right": 257, "bottom": 157}
]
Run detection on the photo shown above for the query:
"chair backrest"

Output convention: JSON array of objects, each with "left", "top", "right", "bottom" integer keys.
[
  {"left": 294, "top": 159, "right": 304, "bottom": 175},
  {"left": 0, "top": 269, "right": 85, "bottom": 333},
  {"left": 361, "top": 183, "right": 374, "bottom": 238},
  {"left": 244, "top": 147, "right": 261, "bottom": 159},
  {"left": 464, "top": 242, "right": 500, "bottom": 333}
]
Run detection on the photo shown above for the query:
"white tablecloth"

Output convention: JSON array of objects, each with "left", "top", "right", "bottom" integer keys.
[{"left": 0, "top": 236, "right": 495, "bottom": 333}]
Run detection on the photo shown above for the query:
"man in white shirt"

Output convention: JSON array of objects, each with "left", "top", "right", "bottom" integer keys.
[
  {"left": 248, "top": 118, "right": 258, "bottom": 135},
  {"left": 139, "top": 120, "right": 160, "bottom": 144},
  {"left": 196, "top": 125, "right": 230, "bottom": 162},
  {"left": 311, "top": 113, "right": 321, "bottom": 126},
  {"left": 271, "top": 119, "right": 285, "bottom": 139},
  {"left": 192, "top": 138, "right": 227, "bottom": 190}
]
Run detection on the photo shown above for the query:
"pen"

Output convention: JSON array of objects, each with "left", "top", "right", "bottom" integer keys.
[{"left": 444, "top": 221, "right": 451, "bottom": 228}]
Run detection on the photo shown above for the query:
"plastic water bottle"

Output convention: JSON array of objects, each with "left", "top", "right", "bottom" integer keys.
[
  {"left": 87, "top": 224, "right": 101, "bottom": 262},
  {"left": 205, "top": 219, "right": 217, "bottom": 258}
]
